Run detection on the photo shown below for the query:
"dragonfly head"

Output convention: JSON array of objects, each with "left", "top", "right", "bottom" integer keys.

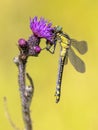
[{"left": 54, "top": 26, "right": 62, "bottom": 34}]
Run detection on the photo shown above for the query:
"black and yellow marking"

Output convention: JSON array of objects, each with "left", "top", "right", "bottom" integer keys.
[
  {"left": 55, "top": 85, "right": 61, "bottom": 103},
  {"left": 55, "top": 34, "right": 88, "bottom": 103},
  {"left": 55, "top": 37, "right": 69, "bottom": 103},
  {"left": 46, "top": 27, "right": 88, "bottom": 103}
]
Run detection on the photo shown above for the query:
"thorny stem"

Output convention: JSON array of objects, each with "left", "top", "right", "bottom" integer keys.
[{"left": 18, "top": 57, "right": 33, "bottom": 130}]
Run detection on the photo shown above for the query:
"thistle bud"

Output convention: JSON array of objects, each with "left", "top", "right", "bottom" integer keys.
[
  {"left": 33, "top": 45, "right": 41, "bottom": 53},
  {"left": 18, "top": 38, "right": 28, "bottom": 48}
]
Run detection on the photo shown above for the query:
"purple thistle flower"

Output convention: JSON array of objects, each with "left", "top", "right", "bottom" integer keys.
[{"left": 30, "top": 16, "right": 54, "bottom": 42}]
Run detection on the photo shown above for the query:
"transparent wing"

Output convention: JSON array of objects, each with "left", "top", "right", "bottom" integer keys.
[
  {"left": 68, "top": 48, "right": 86, "bottom": 73},
  {"left": 71, "top": 39, "right": 88, "bottom": 54},
  {"left": 64, "top": 52, "right": 68, "bottom": 65}
]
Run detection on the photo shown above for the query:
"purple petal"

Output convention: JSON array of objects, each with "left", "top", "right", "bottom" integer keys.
[{"left": 30, "top": 16, "right": 54, "bottom": 41}]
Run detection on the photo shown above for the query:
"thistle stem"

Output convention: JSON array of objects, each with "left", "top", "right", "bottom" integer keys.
[{"left": 18, "top": 57, "right": 32, "bottom": 130}]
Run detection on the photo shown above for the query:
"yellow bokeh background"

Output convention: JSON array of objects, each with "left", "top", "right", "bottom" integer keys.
[{"left": 0, "top": 0, "right": 98, "bottom": 130}]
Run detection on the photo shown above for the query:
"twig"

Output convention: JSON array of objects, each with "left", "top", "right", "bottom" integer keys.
[
  {"left": 26, "top": 73, "right": 34, "bottom": 91},
  {"left": 3, "top": 97, "right": 20, "bottom": 130},
  {"left": 13, "top": 34, "right": 40, "bottom": 130},
  {"left": 17, "top": 57, "right": 33, "bottom": 130}
]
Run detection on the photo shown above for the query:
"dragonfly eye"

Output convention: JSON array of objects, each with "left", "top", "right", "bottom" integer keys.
[{"left": 55, "top": 26, "right": 62, "bottom": 33}]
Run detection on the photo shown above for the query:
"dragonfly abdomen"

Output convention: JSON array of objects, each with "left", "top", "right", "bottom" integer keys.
[{"left": 55, "top": 50, "right": 66, "bottom": 103}]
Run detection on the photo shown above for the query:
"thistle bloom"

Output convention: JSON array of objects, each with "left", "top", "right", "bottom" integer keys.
[{"left": 30, "top": 16, "right": 54, "bottom": 42}]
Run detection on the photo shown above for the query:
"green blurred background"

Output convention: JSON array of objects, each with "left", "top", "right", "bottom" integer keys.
[{"left": 0, "top": 0, "right": 98, "bottom": 130}]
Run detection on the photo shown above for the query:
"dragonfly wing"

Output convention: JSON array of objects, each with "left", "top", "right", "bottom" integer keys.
[
  {"left": 68, "top": 48, "right": 86, "bottom": 73},
  {"left": 64, "top": 52, "right": 68, "bottom": 65},
  {"left": 71, "top": 39, "right": 88, "bottom": 54}
]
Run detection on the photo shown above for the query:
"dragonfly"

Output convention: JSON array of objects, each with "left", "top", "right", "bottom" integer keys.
[{"left": 45, "top": 26, "right": 88, "bottom": 103}]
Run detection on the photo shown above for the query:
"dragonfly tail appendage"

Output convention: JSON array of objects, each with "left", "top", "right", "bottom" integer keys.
[{"left": 55, "top": 85, "right": 61, "bottom": 103}]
